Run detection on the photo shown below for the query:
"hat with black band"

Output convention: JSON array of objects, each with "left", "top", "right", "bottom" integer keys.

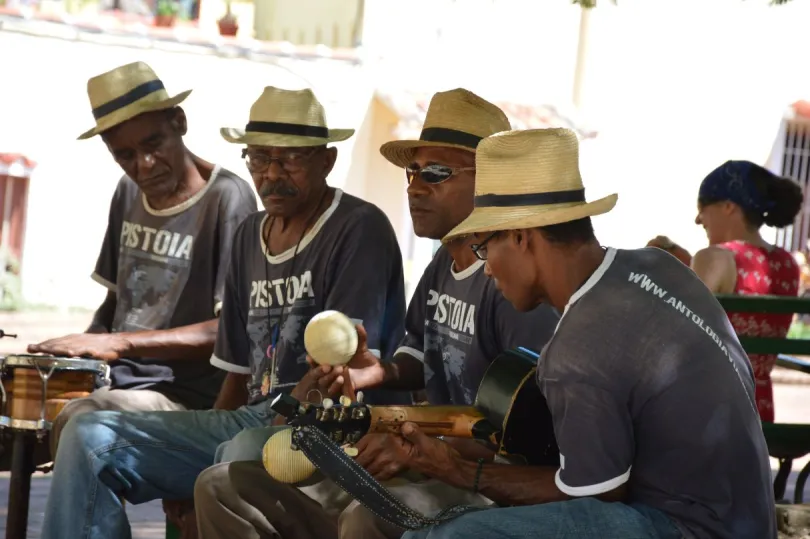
[
  {"left": 78, "top": 61, "right": 191, "bottom": 140},
  {"left": 220, "top": 86, "right": 354, "bottom": 147},
  {"left": 379, "top": 88, "right": 511, "bottom": 168},
  {"left": 443, "top": 128, "right": 618, "bottom": 243}
]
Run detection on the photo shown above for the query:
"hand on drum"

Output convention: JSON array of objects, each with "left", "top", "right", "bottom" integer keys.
[{"left": 27, "top": 333, "right": 132, "bottom": 361}]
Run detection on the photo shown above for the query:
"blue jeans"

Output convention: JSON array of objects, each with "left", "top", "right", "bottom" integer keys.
[
  {"left": 402, "top": 498, "right": 683, "bottom": 539},
  {"left": 41, "top": 402, "right": 272, "bottom": 539},
  {"left": 213, "top": 425, "right": 283, "bottom": 463}
]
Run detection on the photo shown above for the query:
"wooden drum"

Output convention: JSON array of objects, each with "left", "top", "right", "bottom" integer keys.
[{"left": 0, "top": 355, "right": 110, "bottom": 431}]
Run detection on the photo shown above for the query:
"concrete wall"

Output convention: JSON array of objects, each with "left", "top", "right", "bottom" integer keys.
[{"left": 0, "top": 31, "right": 370, "bottom": 310}]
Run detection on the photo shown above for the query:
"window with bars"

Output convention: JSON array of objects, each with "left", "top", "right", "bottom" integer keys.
[{"left": 773, "top": 117, "right": 810, "bottom": 253}]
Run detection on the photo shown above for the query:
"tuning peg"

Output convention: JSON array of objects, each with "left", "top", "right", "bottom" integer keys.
[
  {"left": 339, "top": 395, "right": 352, "bottom": 407},
  {"left": 356, "top": 391, "right": 364, "bottom": 404},
  {"left": 322, "top": 398, "right": 333, "bottom": 410}
]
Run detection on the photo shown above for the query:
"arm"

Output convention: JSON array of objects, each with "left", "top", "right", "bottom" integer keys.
[
  {"left": 691, "top": 246, "right": 737, "bottom": 294},
  {"left": 208, "top": 219, "right": 252, "bottom": 408},
  {"left": 87, "top": 291, "right": 117, "bottom": 333},
  {"left": 412, "top": 381, "right": 634, "bottom": 507},
  {"left": 113, "top": 319, "right": 219, "bottom": 361},
  {"left": 444, "top": 461, "right": 626, "bottom": 506},
  {"left": 214, "top": 372, "right": 250, "bottom": 410}
]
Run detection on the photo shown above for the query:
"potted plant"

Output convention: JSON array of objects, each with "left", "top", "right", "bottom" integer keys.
[
  {"left": 154, "top": 0, "right": 179, "bottom": 27},
  {"left": 217, "top": 0, "right": 238, "bottom": 36}
]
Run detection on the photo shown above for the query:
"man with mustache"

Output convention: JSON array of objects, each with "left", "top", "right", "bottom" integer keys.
[
  {"left": 191, "top": 89, "right": 561, "bottom": 539},
  {"left": 38, "top": 86, "right": 408, "bottom": 539},
  {"left": 27, "top": 62, "right": 257, "bottom": 456}
]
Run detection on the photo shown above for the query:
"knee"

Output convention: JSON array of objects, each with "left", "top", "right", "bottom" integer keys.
[
  {"left": 195, "top": 464, "right": 226, "bottom": 503},
  {"left": 220, "top": 426, "right": 284, "bottom": 463},
  {"left": 57, "top": 410, "right": 119, "bottom": 457},
  {"left": 338, "top": 500, "right": 384, "bottom": 537}
]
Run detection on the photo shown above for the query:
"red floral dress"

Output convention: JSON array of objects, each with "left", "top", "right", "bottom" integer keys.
[{"left": 721, "top": 241, "right": 800, "bottom": 422}]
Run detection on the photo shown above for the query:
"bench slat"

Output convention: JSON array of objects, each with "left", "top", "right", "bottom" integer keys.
[{"left": 716, "top": 295, "right": 810, "bottom": 315}]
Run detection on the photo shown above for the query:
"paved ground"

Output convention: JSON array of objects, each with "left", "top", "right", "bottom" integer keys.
[{"left": 0, "top": 311, "right": 808, "bottom": 537}]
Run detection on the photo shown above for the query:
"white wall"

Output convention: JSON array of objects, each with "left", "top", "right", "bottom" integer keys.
[{"left": 0, "top": 32, "right": 367, "bottom": 309}]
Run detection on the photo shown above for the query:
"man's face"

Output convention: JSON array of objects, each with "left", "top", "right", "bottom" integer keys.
[
  {"left": 407, "top": 147, "right": 476, "bottom": 239},
  {"left": 477, "top": 230, "right": 544, "bottom": 312},
  {"left": 102, "top": 108, "right": 187, "bottom": 200},
  {"left": 245, "top": 145, "right": 336, "bottom": 217}
]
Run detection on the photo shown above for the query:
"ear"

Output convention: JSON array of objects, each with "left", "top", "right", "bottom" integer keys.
[
  {"left": 170, "top": 107, "right": 188, "bottom": 137},
  {"left": 322, "top": 146, "right": 338, "bottom": 176}
]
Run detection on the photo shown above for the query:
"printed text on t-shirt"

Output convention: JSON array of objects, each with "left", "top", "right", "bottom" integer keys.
[
  {"left": 427, "top": 289, "right": 476, "bottom": 336},
  {"left": 627, "top": 272, "right": 729, "bottom": 357},
  {"left": 250, "top": 271, "right": 315, "bottom": 308},
  {"left": 120, "top": 220, "right": 193, "bottom": 261}
]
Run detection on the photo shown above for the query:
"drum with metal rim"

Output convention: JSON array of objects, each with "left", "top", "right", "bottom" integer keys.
[{"left": 0, "top": 354, "right": 110, "bottom": 432}]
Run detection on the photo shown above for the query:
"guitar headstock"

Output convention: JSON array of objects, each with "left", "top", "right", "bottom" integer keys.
[{"left": 270, "top": 392, "right": 372, "bottom": 446}]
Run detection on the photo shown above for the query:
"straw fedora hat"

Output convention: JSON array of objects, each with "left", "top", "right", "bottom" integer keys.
[
  {"left": 380, "top": 88, "right": 511, "bottom": 168},
  {"left": 221, "top": 87, "right": 354, "bottom": 147},
  {"left": 443, "top": 128, "right": 617, "bottom": 242},
  {"left": 78, "top": 62, "right": 191, "bottom": 140}
]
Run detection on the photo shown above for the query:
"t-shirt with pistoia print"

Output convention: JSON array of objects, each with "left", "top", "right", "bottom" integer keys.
[
  {"left": 538, "top": 247, "right": 775, "bottom": 539},
  {"left": 397, "top": 247, "right": 560, "bottom": 405},
  {"left": 212, "top": 189, "right": 410, "bottom": 407},
  {"left": 94, "top": 167, "right": 257, "bottom": 410}
]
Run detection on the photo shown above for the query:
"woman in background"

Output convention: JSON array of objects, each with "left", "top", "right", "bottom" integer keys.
[{"left": 648, "top": 160, "right": 803, "bottom": 422}]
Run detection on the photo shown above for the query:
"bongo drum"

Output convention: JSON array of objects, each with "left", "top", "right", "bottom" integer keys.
[{"left": 0, "top": 354, "right": 110, "bottom": 432}]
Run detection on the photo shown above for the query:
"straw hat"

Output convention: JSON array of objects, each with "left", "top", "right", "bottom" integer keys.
[
  {"left": 443, "top": 128, "right": 617, "bottom": 242},
  {"left": 380, "top": 88, "right": 511, "bottom": 168},
  {"left": 221, "top": 87, "right": 354, "bottom": 147},
  {"left": 78, "top": 62, "right": 191, "bottom": 140}
]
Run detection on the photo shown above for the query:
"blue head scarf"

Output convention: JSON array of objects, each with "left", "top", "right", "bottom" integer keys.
[{"left": 697, "top": 160, "right": 776, "bottom": 214}]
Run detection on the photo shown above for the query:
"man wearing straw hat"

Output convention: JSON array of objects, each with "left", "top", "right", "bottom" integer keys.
[
  {"left": 39, "top": 86, "right": 409, "bottom": 539},
  {"left": 190, "top": 89, "right": 561, "bottom": 539},
  {"left": 389, "top": 128, "right": 773, "bottom": 539},
  {"left": 26, "top": 61, "right": 257, "bottom": 455}
]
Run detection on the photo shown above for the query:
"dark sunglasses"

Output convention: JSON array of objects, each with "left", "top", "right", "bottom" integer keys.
[{"left": 405, "top": 164, "right": 475, "bottom": 185}]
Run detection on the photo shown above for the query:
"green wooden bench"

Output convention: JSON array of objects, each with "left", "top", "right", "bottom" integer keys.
[{"left": 716, "top": 294, "right": 810, "bottom": 503}]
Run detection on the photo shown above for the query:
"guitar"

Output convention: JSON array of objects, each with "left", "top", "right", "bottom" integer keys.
[{"left": 271, "top": 346, "right": 559, "bottom": 467}]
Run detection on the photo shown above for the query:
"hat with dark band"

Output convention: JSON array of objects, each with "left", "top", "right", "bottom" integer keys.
[
  {"left": 220, "top": 86, "right": 354, "bottom": 147},
  {"left": 78, "top": 61, "right": 191, "bottom": 140},
  {"left": 379, "top": 88, "right": 511, "bottom": 168}
]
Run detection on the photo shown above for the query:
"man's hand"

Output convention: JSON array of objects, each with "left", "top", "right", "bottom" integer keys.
[
  {"left": 27, "top": 333, "right": 132, "bottom": 361},
  {"left": 289, "top": 364, "right": 344, "bottom": 403},
  {"left": 314, "top": 324, "right": 384, "bottom": 399},
  {"left": 394, "top": 423, "right": 464, "bottom": 481},
  {"left": 646, "top": 236, "right": 692, "bottom": 266},
  {"left": 354, "top": 433, "right": 411, "bottom": 480}
]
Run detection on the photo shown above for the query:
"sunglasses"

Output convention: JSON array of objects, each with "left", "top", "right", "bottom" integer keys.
[{"left": 405, "top": 164, "right": 475, "bottom": 185}]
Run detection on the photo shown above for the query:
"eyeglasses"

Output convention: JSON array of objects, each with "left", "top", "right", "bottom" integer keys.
[
  {"left": 242, "top": 148, "right": 318, "bottom": 175},
  {"left": 405, "top": 164, "right": 475, "bottom": 185},
  {"left": 470, "top": 231, "right": 499, "bottom": 261}
]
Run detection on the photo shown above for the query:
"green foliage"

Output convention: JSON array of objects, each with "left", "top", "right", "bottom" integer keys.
[{"left": 155, "top": 0, "right": 179, "bottom": 16}]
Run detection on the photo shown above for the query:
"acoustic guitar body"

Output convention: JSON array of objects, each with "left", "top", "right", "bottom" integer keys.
[{"left": 475, "top": 347, "right": 560, "bottom": 466}]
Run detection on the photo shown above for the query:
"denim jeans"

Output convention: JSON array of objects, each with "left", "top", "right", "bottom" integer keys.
[
  {"left": 213, "top": 425, "right": 283, "bottom": 463},
  {"left": 401, "top": 498, "right": 683, "bottom": 539},
  {"left": 40, "top": 402, "right": 273, "bottom": 539}
]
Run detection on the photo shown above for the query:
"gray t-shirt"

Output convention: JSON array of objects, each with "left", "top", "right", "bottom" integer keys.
[
  {"left": 398, "top": 247, "right": 560, "bottom": 405},
  {"left": 94, "top": 166, "right": 257, "bottom": 409},
  {"left": 212, "top": 189, "right": 410, "bottom": 407},
  {"left": 538, "top": 247, "right": 774, "bottom": 539}
]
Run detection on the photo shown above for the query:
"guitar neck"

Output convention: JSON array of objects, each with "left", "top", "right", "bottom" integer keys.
[{"left": 367, "top": 405, "right": 493, "bottom": 441}]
